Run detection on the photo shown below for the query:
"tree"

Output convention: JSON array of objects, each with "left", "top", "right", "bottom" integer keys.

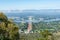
[
  {"left": 0, "top": 12, "right": 8, "bottom": 27},
  {"left": 0, "top": 13, "right": 19, "bottom": 40},
  {"left": 39, "top": 30, "right": 54, "bottom": 40},
  {"left": 0, "top": 12, "right": 8, "bottom": 22}
]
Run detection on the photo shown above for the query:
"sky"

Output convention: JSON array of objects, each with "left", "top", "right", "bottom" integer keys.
[{"left": 0, "top": 0, "right": 60, "bottom": 10}]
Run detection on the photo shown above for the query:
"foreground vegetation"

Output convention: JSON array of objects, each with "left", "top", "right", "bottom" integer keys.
[
  {"left": 0, "top": 12, "right": 60, "bottom": 40},
  {"left": 20, "top": 30, "right": 54, "bottom": 40},
  {"left": 0, "top": 13, "right": 19, "bottom": 40}
]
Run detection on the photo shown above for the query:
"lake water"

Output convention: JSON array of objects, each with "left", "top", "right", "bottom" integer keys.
[{"left": 13, "top": 18, "right": 60, "bottom": 23}]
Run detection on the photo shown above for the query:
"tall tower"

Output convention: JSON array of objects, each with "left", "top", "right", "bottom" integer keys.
[{"left": 27, "top": 16, "right": 32, "bottom": 33}]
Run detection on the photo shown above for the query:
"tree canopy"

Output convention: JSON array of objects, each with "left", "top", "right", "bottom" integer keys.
[
  {"left": 0, "top": 12, "right": 8, "bottom": 22},
  {"left": 0, "top": 13, "right": 19, "bottom": 40}
]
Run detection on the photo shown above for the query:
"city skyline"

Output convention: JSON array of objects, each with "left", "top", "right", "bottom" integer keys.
[{"left": 0, "top": 0, "right": 60, "bottom": 10}]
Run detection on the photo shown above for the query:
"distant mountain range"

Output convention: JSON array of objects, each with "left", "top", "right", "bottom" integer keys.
[
  {"left": 1, "top": 9, "right": 60, "bottom": 19},
  {"left": 0, "top": 9, "right": 60, "bottom": 13}
]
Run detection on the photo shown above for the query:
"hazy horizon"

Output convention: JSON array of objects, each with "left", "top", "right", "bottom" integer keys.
[{"left": 0, "top": 0, "right": 60, "bottom": 10}]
